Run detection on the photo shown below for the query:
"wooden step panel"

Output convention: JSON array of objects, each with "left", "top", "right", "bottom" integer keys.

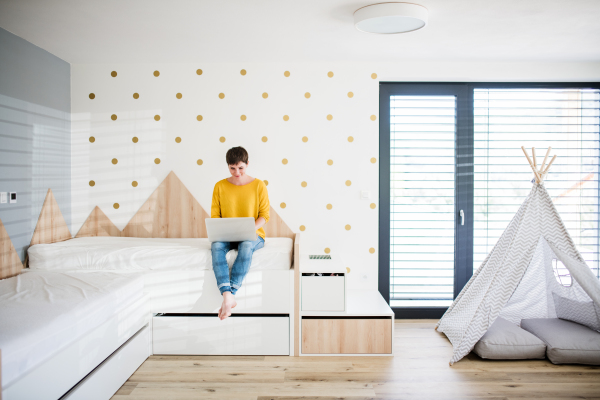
[{"left": 301, "top": 318, "right": 392, "bottom": 354}]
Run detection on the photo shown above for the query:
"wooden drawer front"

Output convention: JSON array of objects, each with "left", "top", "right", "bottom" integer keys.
[
  {"left": 301, "top": 276, "right": 345, "bottom": 311},
  {"left": 153, "top": 316, "right": 289, "bottom": 355},
  {"left": 302, "top": 318, "right": 392, "bottom": 354}
]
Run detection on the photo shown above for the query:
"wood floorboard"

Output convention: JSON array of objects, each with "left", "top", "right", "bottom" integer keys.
[{"left": 111, "top": 320, "right": 600, "bottom": 399}]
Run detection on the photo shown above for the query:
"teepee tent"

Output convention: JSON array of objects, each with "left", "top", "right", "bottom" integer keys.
[{"left": 436, "top": 147, "right": 600, "bottom": 365}]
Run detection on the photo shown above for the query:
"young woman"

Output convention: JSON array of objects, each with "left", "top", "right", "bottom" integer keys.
[{"left": 210, "top": 146, "right": 270, "bottom": 320}]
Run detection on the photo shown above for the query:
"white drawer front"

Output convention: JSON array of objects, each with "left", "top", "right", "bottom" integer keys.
[
  {"left": 301, "top": 276, "right": 345, "bottom": 311},
  {"left": 153, "top": 316, "right": 289, "bottom": 355}
]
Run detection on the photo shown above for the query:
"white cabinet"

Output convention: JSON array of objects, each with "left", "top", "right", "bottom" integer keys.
[
  {"left": 153, "top": 315, "right": 289, "bottom": 355},
  {"left": 301, "top": 275, "right": 345, "bottom": 311}
]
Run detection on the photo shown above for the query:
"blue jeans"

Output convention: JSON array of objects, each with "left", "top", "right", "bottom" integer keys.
[{"left": 211, "top": 236, "right": 265, "bottom": 295}]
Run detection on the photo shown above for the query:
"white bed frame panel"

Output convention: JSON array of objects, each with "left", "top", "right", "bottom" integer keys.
[{"left": 2, "top": 295, "right": 150, "bottom": 400}]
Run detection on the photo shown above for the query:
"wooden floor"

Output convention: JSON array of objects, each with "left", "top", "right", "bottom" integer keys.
[{"left": 112, "top": 320, "right": 600, "bottom": 400}]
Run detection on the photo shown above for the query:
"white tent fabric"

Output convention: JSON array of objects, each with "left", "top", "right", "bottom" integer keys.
[{"left": 436, "top": 183, "right": 600, "bottom": 365}]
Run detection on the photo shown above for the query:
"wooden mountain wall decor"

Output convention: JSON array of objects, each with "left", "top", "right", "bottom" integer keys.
[
  {"left": 76, "top": 206, "right": 122, "bottom": 238},
  {"left": 264, "top": 206, "right": 295, "bottom": 241},
  {"left": 0, "top": 217, "right": 24, "bottom": 279},
  {"left": 122, "top": 171, "right": 210, "bottom": 238},
  {"left": 30, "top": 188, "right": 72, "bottom": 246}
]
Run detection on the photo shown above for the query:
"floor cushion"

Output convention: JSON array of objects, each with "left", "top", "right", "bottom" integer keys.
[
  {"left": 521, "top": 318, "right": 600, "bottom": 365},
  {"left": 552, "top": 292, "right": 600, "bottom": 332},
  {"left": 473, "top": 317, "right": 546, "bottom": 360}
]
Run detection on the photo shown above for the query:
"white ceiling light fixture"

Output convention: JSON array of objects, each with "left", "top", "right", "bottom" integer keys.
[{"left": 354, "top": 2, "right": 428, "bottom": 34}]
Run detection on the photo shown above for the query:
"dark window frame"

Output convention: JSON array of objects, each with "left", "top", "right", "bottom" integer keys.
[{"left": 379, "top": 82, "right": 600, "bottom": 319}]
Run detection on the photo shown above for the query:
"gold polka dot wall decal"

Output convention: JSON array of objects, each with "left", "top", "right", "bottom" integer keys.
[
  {"left": 302, "top": 136, "right": 308, "bottom": 143},
  {"left": 262, "top": 136, "right": 268, "bottom": 142},
  {"left": 175, "top": 137, "right": 181, "bottom": 143},
  {"left": 324, "top": 247, "right": 331, "bottom": 254},
  {"left": 111, "top": 114, "right": 117, "bottom": 121},
  {"left": 240, "top": 69, "right": 247, "bottom": 75},
  {"left": 369, "top": 247, "right": 376, "bottom": 254},
  {"left": 132, "top": 181, "right": 138, "bottom": 187},
  {"left": 280, "top": 202, "right": 286, "bottom": 209},
  {"left": 89, "top": 136, "right": 95, "bottom": 143},
  {"left": 113, "top": 203, "right": 120, "bottom": 209},
  {"left": 347, "top": 91, "right": 354, "bottom": 98},
  {"left": 371, "top": 73, "right": 378, "bottom": 79},
  {"left": 345, "top": 180, "right": 352, "bottom": 186},
  {"left": 262, "top": 92, "right": 268, "bottom": 99},
  {"left": 327, "top": 159, "right": 333, "bottom": 166},
  {"left": 264, "top": 180, "right": 269, "bottom": 186},
  {"left": 133, "top": 93, "right": 139, "bottom": 99},
  {"left": 370, "top": 203, "right": 377, "bottom": 209},
  {"left": 240, "top": 115, "right": 247, "bottom": 121},
  {"left": 345, "top": 224, "right": 351, "bottom": 231},
  {"left": 111, "top": 71, "right": 117, "bottom": 77},
  {"left": 154, "top": 115, "right": 160, "bottom": 121},
  {"left": 132, "top": 136, "right": 138, "bottom": 143},
  {"left": 305, "top": 92, "right": 311, "bottom": 99},
  {"left": 282, "top": 158, "right": 288, "bottom": 165},
  {"left": 112, "top": 158, "right": 118, "bottom": 165},
  {"left": 283, "top": 115, "right": 289, "bottom": 121},
  {"left": 348, "top": 136, "right": 354, "bottom": 142},
  {"left": 327, "top": 71, "right": 334, "bottom": 78},
  {"left": 89, "top": 93, "right": 95, "bottom": 99},
  {"left": 346, "top": 267, "right": 351, "bottom": 273},
  {"left": 197, "top": 115, "right": 203, "bottom": 121},
  {"left": 219, "top": 136, "right": 226, "bottom": 143},
  {"left": 154, "top": 158, "right": 161, "bottom": 164},
  {"left": 196, "top": 69, "right": 203, "bottom": 75},
  {"left": 327, "top": 114, "right": 333, "bottom": 121},
  {"left": 219, "top": 93, "right": 225, "bottom": 99},
  {"left": 89, "top": 180, "right": 95, "bottom": 187},
  {"left": 197, "top": 159, "right": 203, "bottom": 165},
  {"left": 284, "top": 71, "right": 290, "bottom": 77},
  {"left": 301, "top": 181, "right": 307, "bottom": 187},
  {"left": 370, "top": 115, "right": 377, "bottom": 121},
  {"left": 153, "top": 70, "right": 160, "bottom": 77},
  {"left": 326, "top": 203, "right": 333, "bottom": 210},
  {"left": 371, "top": 157, "right": 377, "bottom": 163},
  {"left": 299, "top": 225, "right": 306, "bottom": 231},
  {"left": 176, "top": 93, "right": 182, "bottom": 99}
]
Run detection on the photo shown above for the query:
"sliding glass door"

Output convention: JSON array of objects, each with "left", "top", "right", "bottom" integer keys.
[{"left": 379, "top": 82, "right": 599, "bottom": 319}]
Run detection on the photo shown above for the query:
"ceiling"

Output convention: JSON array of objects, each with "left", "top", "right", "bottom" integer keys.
[{"left": 0, "top": 0, "right": 599, "bottom": 64}]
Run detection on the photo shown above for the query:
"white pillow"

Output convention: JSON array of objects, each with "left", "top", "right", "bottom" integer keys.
[{"left": 552, "top": 292, "right": 600, "bottom": 332}]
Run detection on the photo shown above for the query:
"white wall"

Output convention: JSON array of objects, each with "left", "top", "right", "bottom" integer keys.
[{"left": 71, "top": 61, "right": 600, "bottom": 289}]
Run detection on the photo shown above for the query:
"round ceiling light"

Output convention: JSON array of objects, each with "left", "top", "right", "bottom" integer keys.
[{"left": 354, "top": 2, "right": 428, "bottom": 34}]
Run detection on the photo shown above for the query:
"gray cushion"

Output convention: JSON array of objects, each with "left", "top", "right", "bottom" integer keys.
[
  {"left": 473, "top": 317, "right": 546, "bottom": 360},
  {"left": 552, "top": 292, "right": 600, "bottom": 332},
  {"left": 521, "top": 318, "right": 600, "bottom": 365}
]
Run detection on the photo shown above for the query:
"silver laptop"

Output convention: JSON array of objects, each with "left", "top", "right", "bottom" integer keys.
[{"left": 205, "top": 217, "right": 257, "bottom": 243}]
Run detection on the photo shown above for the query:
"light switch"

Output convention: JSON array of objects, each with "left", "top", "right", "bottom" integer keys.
[
  {"left": 9, "top": 192, "right": 17, "bottom": 204},
  {"left": 0, "top": 192, "right": 6, "bottom": 204},
  {"left": 360, "top": 190, "right": 371, "bottom": 199}
]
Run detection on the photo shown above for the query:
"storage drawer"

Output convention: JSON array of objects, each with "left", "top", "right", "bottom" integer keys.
[
  {"left": 153, "top": 315, "right": 289, "bottom": 355},
  {"left": 302, "top": 317, "right": 392, "bottom": 354},
  {"left": 301, "top": 275, "right": 345, "bottom": 311}
]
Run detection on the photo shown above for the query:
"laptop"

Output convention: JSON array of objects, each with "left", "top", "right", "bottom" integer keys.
[{"left": 205, "top": 217, "right": 257, "bottom": 243}]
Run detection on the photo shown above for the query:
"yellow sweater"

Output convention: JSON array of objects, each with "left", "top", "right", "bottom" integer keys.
[{"left": 211, "top": 178, "right": 270, "bottom": 240}]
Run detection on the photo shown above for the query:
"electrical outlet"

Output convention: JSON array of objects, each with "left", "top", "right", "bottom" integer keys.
[
  {"left": 9, "top": 192, "right": 17, "bottom": 204},
  {"left": 0, "top": 192, "right": 6, "bottom": 204},
  {"left": 360, "top": 190, "right": 371, "bottom": 199}
]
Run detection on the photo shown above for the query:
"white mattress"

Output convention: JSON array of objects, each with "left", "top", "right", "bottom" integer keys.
[
  {"left": 28, "top": 237, "right": 293, "bottom": 271},
  {"left": 0, "top": 270, "right": 144, "bottom": 387}
]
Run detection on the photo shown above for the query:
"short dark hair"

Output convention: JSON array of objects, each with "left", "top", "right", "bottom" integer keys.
[{"left": 226, "top": 146, "right": 249, "bottom": 165}]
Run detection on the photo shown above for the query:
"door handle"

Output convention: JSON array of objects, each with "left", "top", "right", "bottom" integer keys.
[{"left": 460, "top": 210, "right": 464, "bottom": 226}]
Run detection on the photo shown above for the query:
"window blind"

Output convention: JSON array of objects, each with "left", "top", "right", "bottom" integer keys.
[
  {"left": 389, "top": 95, "right": 456, "bottom": 307},
  {"left": 474, "top": 88, "right": 600, "bottom": 279}
]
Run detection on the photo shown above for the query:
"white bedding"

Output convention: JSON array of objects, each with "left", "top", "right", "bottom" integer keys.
[
  {"left": 0, "top": 270, "right": 144, "bottom": 387},
  {"left": 28, "top": 237, "right": 293, "bottom": 271}
]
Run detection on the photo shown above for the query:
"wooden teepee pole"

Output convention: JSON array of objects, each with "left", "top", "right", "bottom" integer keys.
[
  {"left": 522, "top": 146, "right": 556, "bottom": 183},
  {"left": 521, "top": 146, "right": 542, "bottom": 183}
]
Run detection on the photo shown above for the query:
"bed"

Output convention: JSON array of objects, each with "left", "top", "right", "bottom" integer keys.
[{"left": 0, "top": 270, "right": 149, "bottom": 400}]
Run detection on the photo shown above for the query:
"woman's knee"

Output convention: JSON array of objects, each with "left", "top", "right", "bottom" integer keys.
[{"left": 211, "top": 241, "right": 228, "bottom": 252}]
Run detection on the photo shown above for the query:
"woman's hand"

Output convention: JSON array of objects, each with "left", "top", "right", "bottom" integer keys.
[{"left": 255, "top": 216, "right": 266, "bottom": 230}]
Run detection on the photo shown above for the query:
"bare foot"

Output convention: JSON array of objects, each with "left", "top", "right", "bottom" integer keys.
[{"left": 218, "top": 292, "right": 237, "bottom": 320}]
